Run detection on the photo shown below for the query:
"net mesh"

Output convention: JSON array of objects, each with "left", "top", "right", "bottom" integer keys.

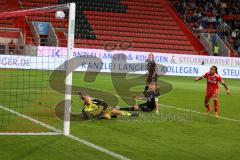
[{"left": 0, "top": 3, "right": 71, "bottom": 134}]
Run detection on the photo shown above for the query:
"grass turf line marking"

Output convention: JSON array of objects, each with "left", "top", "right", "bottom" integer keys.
[
  {"left": 158, "top": 103, "right": 240, "bottom": 122},
  {"left": 66, "top": 134, "right": 130, "bottom": 160},
  {"left": 112, "top": 94, "right": 240, "bottom": 122},
  {"left": 0, "top": 105, "right": 62, "bottom": 133},
  {"left": 0, "top": 105, "right": 130, "bottom": 160},
  {"left": 0, "top": 132, "right": 62, "bottom": 136},
  {"left": 119, "top": 95, "right": 240, "bottom": 122}
]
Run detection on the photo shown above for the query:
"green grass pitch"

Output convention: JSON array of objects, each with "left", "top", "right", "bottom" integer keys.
[{"left": 0, "top": 70, "right": 240, "bottom": 160}]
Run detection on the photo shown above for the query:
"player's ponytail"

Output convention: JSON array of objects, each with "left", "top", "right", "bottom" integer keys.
[{"left": 212, "top": 66, "right": 218, "bottom": 74}]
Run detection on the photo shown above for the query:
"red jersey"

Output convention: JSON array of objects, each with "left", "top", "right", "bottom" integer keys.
[{"left": 203, "top": 72, "right": 224, "bottom": 93}]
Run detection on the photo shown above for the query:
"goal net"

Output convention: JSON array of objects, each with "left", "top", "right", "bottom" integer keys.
[{"left": 0, "top": 3, "right": 75, "bottom": 135}]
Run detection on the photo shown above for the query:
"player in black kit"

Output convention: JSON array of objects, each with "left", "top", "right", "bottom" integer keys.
[
  {"left": 145, "top": 53, "right": 158, "bottom": 93},
  {"left": 119, "top": 82, "right": 160, "bottom": 113}
]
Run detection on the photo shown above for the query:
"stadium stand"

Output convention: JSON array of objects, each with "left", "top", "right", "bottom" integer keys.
[
  {"left": 171, "top": 0, "right": 240, "bottom": 57},
  {"left": 1, "top": 0, "right": 207, "bottom": 55}
]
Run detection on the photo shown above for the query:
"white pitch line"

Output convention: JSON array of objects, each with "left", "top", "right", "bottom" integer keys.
[
  {"left": 0, "top": 105, "right": 62, "bottom": 133},
  {"left": 67, "top": 134, "right": 130, "bottom": 160},
  {"left": 116, "top": 94, "right": 240, "bottom": 122},
  {"left": 114, "top": 94, "right": 240, "bottom": 122},
  {"left": 0, "top": 105, "right": 130, "bottom": 160},
  {"left": 0, "top": 132, "right": 62, "bottom": 136},
  {"left": 158, "top": 103, "right": 240, "bottom": 122}
]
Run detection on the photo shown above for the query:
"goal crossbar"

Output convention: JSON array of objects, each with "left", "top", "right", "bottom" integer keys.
[{"left": 0, "top": 4, "right": 70, "bottom": 20}]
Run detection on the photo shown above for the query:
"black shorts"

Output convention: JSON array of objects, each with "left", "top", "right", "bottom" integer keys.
[
  {"left": 146, "top": 74, "right": 158, "bottom": 84},
  {"left": 138, "top": 102, "right": 155, "bottom": 112}
]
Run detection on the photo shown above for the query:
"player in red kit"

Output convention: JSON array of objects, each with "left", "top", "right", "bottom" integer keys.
[{"left": 195, "top": 66, "right": 231, "bottom": 118}]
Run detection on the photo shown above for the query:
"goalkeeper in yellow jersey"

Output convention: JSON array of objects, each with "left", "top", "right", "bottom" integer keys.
[{"left": 77, "top": 91, "right": 138, "bottom": 120}]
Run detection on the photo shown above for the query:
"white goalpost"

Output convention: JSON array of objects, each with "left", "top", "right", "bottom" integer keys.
[
  {"left": 0, "top": 3, "right": 76, "bottom": 136},
  {"left": 64, "top": 3, "right": 75, "bottom": 136}
]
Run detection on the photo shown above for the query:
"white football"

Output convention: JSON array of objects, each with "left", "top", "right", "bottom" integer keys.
[{"left": 55, "top": 11, "right": 65, "bottom": 19}]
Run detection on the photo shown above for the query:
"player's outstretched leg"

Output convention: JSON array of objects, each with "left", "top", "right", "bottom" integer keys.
[{"left": 112, "top": 108, "right": 138, "bottom": 117}]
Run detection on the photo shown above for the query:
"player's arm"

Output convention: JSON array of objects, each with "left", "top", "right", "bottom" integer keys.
[
  {"left": 77, "top": 91, "right": 84, "bottom": 100},
  {"left": 221, "top": 81, "right": 231, "bottom": 95},
  {"left": 195, "top": 75, "right": 204, "bottom": 81},
  {"left": 92, "top": 99, "right": 109, "bottom": 111}
]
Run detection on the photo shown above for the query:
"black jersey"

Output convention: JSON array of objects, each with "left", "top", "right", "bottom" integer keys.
[
  {"left": 146, "top": 60, "right": 158, "bottom": 83},
  {"left": 147, "top": 60, "right": 157, "bottom": 76},
  {"left": 144, "top": 88, "right": 160, "bottom": 102}
]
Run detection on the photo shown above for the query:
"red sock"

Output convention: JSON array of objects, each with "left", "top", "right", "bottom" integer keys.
[
  {"left": 214, "top": 100, "right": 218, "bottom": 112},
  {"left": 205, "top": 96, "right": 211, "bottom": 111}
]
